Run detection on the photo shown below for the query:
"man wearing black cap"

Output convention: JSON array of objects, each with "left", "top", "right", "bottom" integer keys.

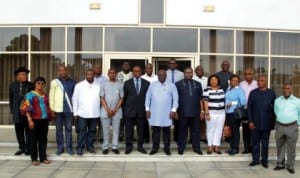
[{"left": 9, "top": 66, "right": 33, "bottom": 155}]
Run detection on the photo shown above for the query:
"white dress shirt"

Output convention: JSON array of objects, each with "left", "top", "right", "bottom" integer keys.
[
  {"left": 141, "top": 73, "right": 158, "bottom": 83},
  {"left": 193, "top": 75, "right": 208, "bottom": 91},
  {"left": 72, "top": 80, "right": 101, "bottom": 118},
  {"left": 239, "top": 80, "right": 258, "bottom": 108}
]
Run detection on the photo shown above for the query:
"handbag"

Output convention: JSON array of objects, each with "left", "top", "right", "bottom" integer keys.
[
  {"left": 223, "top": 124, "right": 232, "bottom": 139},
  {"left": 234, "top": 102, "right": 246, "bottom": 120}
]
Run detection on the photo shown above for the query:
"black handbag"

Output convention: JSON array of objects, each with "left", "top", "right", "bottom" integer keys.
[{"left": 234, "top": 103, "right": 246, "bottom": 120}]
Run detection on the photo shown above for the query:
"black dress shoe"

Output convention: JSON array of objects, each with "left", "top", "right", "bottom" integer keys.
[
  {"left": 149, "top": 150, "right": 158, "bottom": 155},
  {"left": 56, "top": 150, "right": 65, "bottom": 155},
  {"left": 15, "top": 150, "right": 25, "bottom": 155},
  {"left": 225, "top": 149, "right": 232, "bottom": 154},
  {"left": 102, "top": 149, "right": 109, "bottom": 155},
  {"left": 273, "top": 166, "right": 285, "bottom": 170},
  {"left": 24, "top": 151, "right": 30, "bottom": 156},
  {"left": 137, "top": 148, "right": 147, "bottom": 154},
  {"left": 242, "top": 150, "right": 250, "bottom": 154},
  {"left": 214, "top": 150, "right": 222, "bottom": 155},
  {"left": 207, "top": 150, "right": 212, "bottom": 155},
  {"left": 287, "top": 168, "right": 295, "bottom": 174},
  {"left": 87, "top": 149, "right": 96, "bottom": 154},
  {"left": 261, "top": 163, "right": 268, "bottom": 168},
  {"left": 178, "top": 149, "right": 184, "bottom": 155},
  {"left": 249, "top": 162, "right": 259, "bottom": 166},
  {"left": 164, "top": 149, "right": 171, "bottom": 155},
  {"left": 229, "top": 150, "right": 238, "bottom": 155},
  {"left": 125, "top": 149, "right": 132, "bottom": 155},
  {"left": 194, "top": 150, "right": 203, "bottom": 155},
  {"left": 77, "top": 149, "right": 83, "bottom": 155},
  {"left": 112, "top": 149, "right": 120, "bottom": 154}
]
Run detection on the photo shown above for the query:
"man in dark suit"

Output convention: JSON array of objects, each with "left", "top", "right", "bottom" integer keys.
[
  {"left": 9, "top": 67, "right": 32, "bottom": 155},
  {"left": 248, "top": 75, "right": 276, "bottom": 168},
  {"left": 123, "top": 66, "right": 150, "bottom": 154},
  {"left": 176, "top": 67, "right": 203, "bottom": 155}
]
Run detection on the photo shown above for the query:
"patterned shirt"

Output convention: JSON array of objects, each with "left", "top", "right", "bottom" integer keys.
[
  {"left": 20, "top": 91, "right": 51, "bottom": 120},
  {"left": 202, "top": 87, "right": 225, "bottom": 112}
]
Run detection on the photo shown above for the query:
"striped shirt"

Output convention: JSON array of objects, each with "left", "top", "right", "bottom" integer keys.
[{"left": 202, "top": 87, "right": 225, "bottom": 111}]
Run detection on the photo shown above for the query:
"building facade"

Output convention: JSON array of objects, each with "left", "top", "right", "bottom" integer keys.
[{"left": 1, "top": 0, "right": 300, "bottom": 124}]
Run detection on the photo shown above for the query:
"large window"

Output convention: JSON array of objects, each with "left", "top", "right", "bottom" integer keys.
[
  {"left": 153, "top": 28, "right": 198, "bottom": 52},
  {"left": 271, "top": 32, "right": 300, "bottom": 56},
  {"left": 271, "top": 57, "right": 300, "bottom": 97},
  {"left": 200, "top": 29, "right": 233, "bottom": 53},
  {"left": 0, "top": 28, "right": 28, "bottom": 51},
  {"left": 236, "top": 31, "right": 268, "bottom": 54},
  {"left": 31, "top": 27, "right": 65, "bottom": 51},
  {"left": 68, "top": 27, "right": 103, "bottom": 51},
  {"left": 200, "top": 55, "right": 234, "bottom": 76},
  {"left": 67, "top": 53, "right": 103, "bottom": 82},
  {"left": 236, "top": 56, "right": 268, "bottom": 79},
  {"left": 105, "top": 28, "right": 150, "bottom": 52}
]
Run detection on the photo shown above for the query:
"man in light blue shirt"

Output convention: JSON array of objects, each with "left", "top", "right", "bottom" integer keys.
[
  {"left": 273, "top": 83, "right": 300, "bottom": 174},
  {"left": 145, "top": 69, "right": 179, "bottom": 155}
]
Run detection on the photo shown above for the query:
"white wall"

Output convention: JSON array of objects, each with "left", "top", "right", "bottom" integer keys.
[
  {"left": 166, "top": 0, "right": 300, "bottom": 30},
  {"left": 0, "top": 0, "right": 138, "bottom": 24}
]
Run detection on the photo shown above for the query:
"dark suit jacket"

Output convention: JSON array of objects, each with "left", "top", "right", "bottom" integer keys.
[
  {"left": 9, "top": 81, "right": 33, "bottom": 123},
  {"left": 247, "top": 88, "right": 276, "bottom": 131},
  {"left": 123, "top": 78, "right": 149, "bottom": 119}
]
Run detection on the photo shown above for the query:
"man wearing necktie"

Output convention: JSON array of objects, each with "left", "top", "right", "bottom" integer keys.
[
  {"left": 175, "top": 67, "right": 203, "bottom": 155},
  {"left": 123, "top": 66, "right": 150, "bottom": 154},
  {"left": 166, "top": 58, "right": 184, "bottom": 142}
]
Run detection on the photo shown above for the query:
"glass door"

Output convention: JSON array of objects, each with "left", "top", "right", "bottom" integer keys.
[{"left": 152, "top": 57, "right": 195, "bottom": 73}]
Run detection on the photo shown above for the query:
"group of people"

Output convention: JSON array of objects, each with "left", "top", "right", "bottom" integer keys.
[{"left": 9, "top": 58, "right": 299, "bottom": 174}]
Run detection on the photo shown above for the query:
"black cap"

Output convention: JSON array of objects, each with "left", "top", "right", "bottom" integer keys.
[{"left": 14, "top": 66, "right": 30, "bottom": 76}]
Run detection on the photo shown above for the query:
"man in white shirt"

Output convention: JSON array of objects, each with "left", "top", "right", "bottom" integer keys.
[
  {"left": 141, "top": 63, "right": 157, "bottom": 143},
  {"left": 93, "top": 64, "right": 108, "bottom": 143},
  {"left": 142, "top": 63, "right": 158, "bottom": 83},
  {"left": 117, "top": 61, "right": 133, "bottom": 142},
  {"left": 193, "top": 65, "right": 208, "bottom": 143},
  {"left": 166, "top": 58, "right": 183, "bottom": 142},
  {"left": 72, "top": 69, "right": 101, "bottom": 155},
  {"left": 239, "top": 68, "right": 258, "bottom": 154}
]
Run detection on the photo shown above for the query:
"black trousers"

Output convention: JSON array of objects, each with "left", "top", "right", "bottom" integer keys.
[
  {"left": 226, "top": 113, "right": 241, "bottom": 151},
  {"left": 30, "top": 119, "right": 49, "bottom": 162},
  {"left": 144, "top": 119, "right": 150, "bottom": 142},
  {"left": 177, "top": 117, "right": 201, "bottom": 151},
  {"left": 152, "top": 126, "right": 170, "bottom": 151},
  {"left": 173, "top": 120, "right": 179, "bottom": 142},
  {"left": 251, "top": 129, "right": 270, "bottom": 164},
  {"left": 14, "top": 119, "right": 31, "bottom": 153},
  {"left": 125, "top": 117, "right": 145, "bottom": 150},
  {"left": 242, "top": 121, "right": 252, "bottom": 151}
]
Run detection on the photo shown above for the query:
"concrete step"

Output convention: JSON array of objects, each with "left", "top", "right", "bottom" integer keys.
[{"left": 1, "top": 126, "right": 300, "bottom": 162}]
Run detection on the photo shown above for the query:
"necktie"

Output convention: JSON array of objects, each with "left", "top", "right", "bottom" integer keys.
[
  {"left": 172, "top": 70, "right": 175, "bottom": 83},
  {"left": 188, "top": 80, "right": 192, "bottom": 96},
  {"left": 135, "top": 79, "right": 140, "bottom": 94}
]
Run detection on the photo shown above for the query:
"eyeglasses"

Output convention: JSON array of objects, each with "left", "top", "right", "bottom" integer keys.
[
  {"left": 168, "top": 63, "right": 176, "bottom": 65},
  {"left": 36, "top": 82, "right": 45, "bottom": 85},
  {"left": 244, "top": 73, "right": 253, "bottom": 75}
]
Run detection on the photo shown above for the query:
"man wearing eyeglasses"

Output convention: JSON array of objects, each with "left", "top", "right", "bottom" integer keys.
[
  {"left": 166, "top": 58, "right": 183, "bottom": 142},
  {"left": 239, "top": 68, "right": 257, "bottom": 154},
  {"left": 9, "top": 66, "right": 33, "bottom": 156}
]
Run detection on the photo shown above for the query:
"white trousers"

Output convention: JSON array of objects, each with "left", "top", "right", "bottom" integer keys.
[{"left": 206, "top": 112, "right": 225, "bottom": 146}]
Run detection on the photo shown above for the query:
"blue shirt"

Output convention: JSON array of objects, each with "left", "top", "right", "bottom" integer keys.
[
  {"left": 59, "top": 77, "right": 76, "bottom": 113},
  {"left": 145, "top": 81, "right": 179, "bottom": 127},
  {"left": 274, "top": 95, "right": 300, "bottom": 125},
  {"left": 225, "top": 86, "right": 246, "bottom": 113}
]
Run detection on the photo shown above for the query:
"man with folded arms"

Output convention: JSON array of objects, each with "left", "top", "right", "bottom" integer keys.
[{"left": 273, "top": 83, "right": 300, "bottom": 174}]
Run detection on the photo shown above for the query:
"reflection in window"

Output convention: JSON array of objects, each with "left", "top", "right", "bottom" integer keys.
[
  {"left": 236, "top": 56, "right": 268, "bottom": 79},
  {"left": 200, "top": 55, "right": 233, "bottom": 76},
  {"left": 236, "top": 31, "right": 268, "bottom": 54},
  {"left": 31, "top": 54, "right": 65, "bottom": 92},
  {"left": 31, "top": 27, "right": 65, "bottom": 51},
  {"left": 271, "top": 32, "right": 300, "bottom": 56},
  {"left": 271, "top": 57, "right": 300, "bottom": 97},
  {"left": 200, "top": 29, "right": 233, "bottom": 53},
  {"left": 0, "top": 54, "right": 28, "bottom": 100},
  {"left": 67, "top": 53, "right": 102, "bottom": 82},
  {"left": 0, "top": 28, "right": 28, "bottom": 51},
  {"left": 153, "top": 28, "right": 198, "bottom": 52},
  {"left": 141, "top": 0, "right": 163, "bottom": 23},
  {"left": 68, "top": 27, "right": 102, "bottom": 51},
  {"left": 0, "top": 104, "right": 11, "bottom": 124},
  {"left": 105, "top": 28, "right": 150, "bottom": 52}
]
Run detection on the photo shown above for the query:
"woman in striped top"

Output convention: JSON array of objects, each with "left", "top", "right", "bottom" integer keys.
[{"left": 202, "top": 74, "right": 225, "bottom": 154}]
